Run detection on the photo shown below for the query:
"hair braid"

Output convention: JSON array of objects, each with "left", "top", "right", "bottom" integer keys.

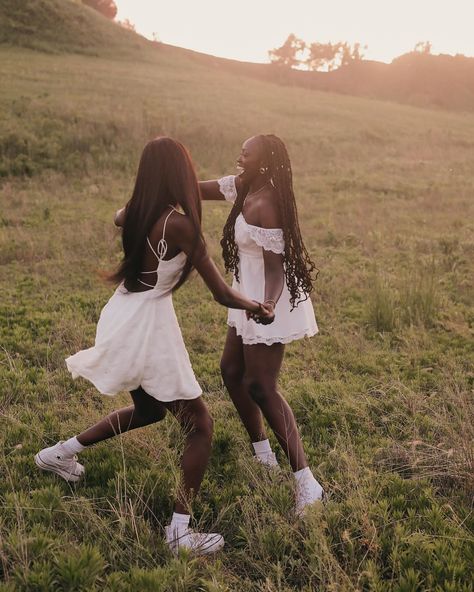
[
  {"left": 220, "top": 179, "right": 248, "bottom": 282},
  {"left": 221, "top": 134, "right": 318, "bottom": 308}
]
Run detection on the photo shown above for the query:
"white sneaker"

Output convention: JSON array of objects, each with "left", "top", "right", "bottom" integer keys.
[
  {"left": 255, "top": 451, "right": 279, "bottom": 468},
  {"left": 165, "top": 525, "right": 224, "bottom": 556},
  {"left": 35, "top": 442, "right": 85, "bottom": 483},
  {"left": 295, "top": 476, "right": 325, "bottom": 516}
]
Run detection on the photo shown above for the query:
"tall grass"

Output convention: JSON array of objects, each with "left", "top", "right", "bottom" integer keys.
[{"left": 366, "top": 263, "right": 442, "bottom": 333}]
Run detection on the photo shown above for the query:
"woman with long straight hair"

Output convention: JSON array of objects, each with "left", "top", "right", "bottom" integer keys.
[
  {"left": 35, "top": 137, "right": 273, "bottom": 555},
  {"left": 199, "top": 134, "right": 324, "bottom": 515}
]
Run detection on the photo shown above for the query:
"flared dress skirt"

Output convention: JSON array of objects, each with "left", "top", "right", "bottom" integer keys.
[
  {"left": 227, "top": 249, "right": 319, "bottom": 346},
  {"left": 66, "top": 286, "right": 202, "bottom": 402}
]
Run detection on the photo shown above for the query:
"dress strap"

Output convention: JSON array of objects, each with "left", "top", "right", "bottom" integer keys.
[
  {"left": 146, "top": 206, "right": 176, "bottom": 262},
  {"left": 138, "top": 207, "right": 178, "bottom": 289}
]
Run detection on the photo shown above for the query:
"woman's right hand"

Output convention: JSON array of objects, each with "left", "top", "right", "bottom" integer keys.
[{"left": 247, "top": 302, "right": 275, "bottom": 325}]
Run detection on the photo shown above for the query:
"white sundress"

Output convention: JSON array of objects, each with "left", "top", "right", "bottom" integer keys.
[
  {"left": 217, "top": 175, "right": 318, "bottom": 346},
  {"left": 66, "top": 208, "right": 202, "bottom": 402}
]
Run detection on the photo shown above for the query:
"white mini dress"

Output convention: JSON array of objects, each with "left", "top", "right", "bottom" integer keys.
[
  {"left": 218, "top": 175, "right": 318, "bottom": 346},
  {"left": 66, "top": 208, "right": 202, "bottom": 402}
]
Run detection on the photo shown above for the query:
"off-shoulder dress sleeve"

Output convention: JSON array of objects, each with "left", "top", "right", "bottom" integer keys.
[
  {"left": 246, "top": 225, "right": 285, "bottom": 254},
  {"left": 217, "top": 175, "right": 238, "bottom": 203}
]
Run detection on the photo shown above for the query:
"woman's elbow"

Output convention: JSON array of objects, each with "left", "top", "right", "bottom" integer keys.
[
  {"left": 213, "top": 292, "right": 227, "bottom": 307},
  {"left": 213, "top": 287, "right": 231, "bottom": 307}
]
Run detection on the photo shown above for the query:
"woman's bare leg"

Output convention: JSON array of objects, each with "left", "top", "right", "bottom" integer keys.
[
  {"left": 164, "top": 397, "right": 213, "bottom": 514},
  {"left": 243, "top": 343, "right": 308, "bottom": 472},
  {"left": 220, "top": 327, "right": 267, "bottom": 442},
  {"left": 76, "top": 386, "right": 167, "bottom": 446}
]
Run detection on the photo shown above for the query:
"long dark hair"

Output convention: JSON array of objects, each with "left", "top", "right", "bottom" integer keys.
[
  {"left": 221, "top": 134, "right": 317, "bottom": 308},
  {"left": 110, "top": 137, "right": 202, "bottom": 289}
]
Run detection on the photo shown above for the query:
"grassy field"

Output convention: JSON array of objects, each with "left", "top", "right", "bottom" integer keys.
[{"left": 1, "top": 5, "right": 474, "bottom": 590}]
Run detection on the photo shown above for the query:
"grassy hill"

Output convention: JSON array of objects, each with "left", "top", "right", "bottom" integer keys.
[
  {"left": 185, "top": 50, "right": 474, "bottom": 113},
  {"left": 0, "top": 1, "right": 473, "bottom": 590},
  {"left": 0, "top": 0, "right": 147, "bottom": 55}
]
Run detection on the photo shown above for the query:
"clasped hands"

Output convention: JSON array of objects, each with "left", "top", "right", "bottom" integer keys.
[{"left": 246, "top": 300, "right": 275, "bottom": 325}]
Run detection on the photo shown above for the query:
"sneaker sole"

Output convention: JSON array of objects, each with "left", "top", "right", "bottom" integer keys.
[
  {"left": 167, "top": 535, "right": 225, "bottom": 556},
  {"left": 34, "top": 453, "right": 83, "bottom": 483},
  {"left": 194, "top": 535, "right": 225, "bottom": 555}
]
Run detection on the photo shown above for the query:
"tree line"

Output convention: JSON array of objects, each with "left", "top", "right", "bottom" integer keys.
[
  {"left": 269, "top": 35, "right": 433, "bottom": 71},
  {"left": 268, "top": 34, "right": 366, "bottom": 71}
]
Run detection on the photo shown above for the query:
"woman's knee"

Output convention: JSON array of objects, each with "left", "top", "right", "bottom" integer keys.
[
  {"left": 193, "top": 410, "right": 214, "bottom": 439},
  {"left": 244, "top": 376, "right": 275, "bottom": 406},
  {"left": 220, "top": 358, "right": 244, "bottom": 388},
  {"left": 177, "top": 399, "right": 214, "bottom": 440}
]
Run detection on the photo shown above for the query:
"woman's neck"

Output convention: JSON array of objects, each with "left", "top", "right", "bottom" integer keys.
[{"left": 248, "top": 177, "right": 270, "bottom": 196}]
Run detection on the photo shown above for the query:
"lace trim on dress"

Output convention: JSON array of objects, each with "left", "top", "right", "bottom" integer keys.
[
  {"left": 245, "top": 223, "right": 285, "bottom": 254},
  {"left": 217, "top": 175, "right": 237, "bottom": 203},
  {"left": 227, "top": 320, "right": 318, "bottom": 345}
]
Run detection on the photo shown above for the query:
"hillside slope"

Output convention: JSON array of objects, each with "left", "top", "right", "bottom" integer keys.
[
  {"left": 0, "top": 0, "right": 148, "bottom": 55},
  {"left": 1, "top": 0, "right": 473, "bottom": 111},
  {"left": 177, "top": 47, "right": 474, "bottom": 112}
]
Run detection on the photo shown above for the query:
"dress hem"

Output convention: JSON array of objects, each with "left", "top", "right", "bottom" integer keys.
[
  {"left": 65, "top": 359, "right": 203, "bottom": 402},
  {"left": 227, "top": 321, "right": 318, "bottom": 346}
]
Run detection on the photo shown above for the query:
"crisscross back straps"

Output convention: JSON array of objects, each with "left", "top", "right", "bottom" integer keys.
[{"left": 138, "top": 206, "right": 177, "bottom": 288}]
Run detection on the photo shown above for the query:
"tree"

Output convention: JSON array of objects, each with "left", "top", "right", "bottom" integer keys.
[
  {"left": 82, "top": 0, "right": 118, "bottom": 20},
  {"left": 269, "top": 34, "right": 306, "bottom": 68},
  {"left": 306, "top": 42, "right": 340, "bottom": 71},
  {"left": 306, "top": 41, "right": 366, "bottom": 71},
  {"left": 118, "top": 19, "right": 136, "bottom": 32},
  {"left": 414, "top": 41, "right": 432, "bottom": 54},
  {"left": 339, "top": 42, "right": 366, "bottom": 67}
]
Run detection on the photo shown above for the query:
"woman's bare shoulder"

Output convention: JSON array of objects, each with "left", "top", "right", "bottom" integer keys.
[
  {"left": 167, "top": 209, "right": 203, "bottom": 247},
  {"left": 258, "top": 188, "right": 282, "bottom": 229}
]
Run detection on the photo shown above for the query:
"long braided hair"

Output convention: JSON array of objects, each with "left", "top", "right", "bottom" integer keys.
[{"left": 220, "top": 134, "right": 317, "bottom": 309}]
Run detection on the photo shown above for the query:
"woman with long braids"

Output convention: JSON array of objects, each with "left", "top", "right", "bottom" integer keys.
[
  {"left": 35, "top": 137, "right": 273, "bottom": 555},
  {"left": 200, "top": 134, "right": 324, "bottom": 515}
]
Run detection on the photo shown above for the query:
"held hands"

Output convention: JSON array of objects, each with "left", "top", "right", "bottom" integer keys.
[{"left": 246, "top": 300, "right": 275, "bottom": 325}]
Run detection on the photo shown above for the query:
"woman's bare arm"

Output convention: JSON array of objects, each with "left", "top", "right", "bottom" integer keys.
[
  {"left": 199, "top": 181, "right": 226, "bottom": 201},
  {"left": 258, "top": 192, "right": 285, "bottom": 310},
  {"left": 169, "top": 215, "right": 274, "bottom": 322},
  {"left": 262, "top": 250, "right": 285, "bottom": 307}
]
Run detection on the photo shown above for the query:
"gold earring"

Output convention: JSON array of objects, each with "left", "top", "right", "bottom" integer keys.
[{"left": 259, "top": 167, "right": 267, "bottom": 175}]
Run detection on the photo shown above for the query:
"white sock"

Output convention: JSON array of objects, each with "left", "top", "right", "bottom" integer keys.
[
  {"left": 60, "top": 436, "right": 86, "bottom": 457},
  {"left": 252, "top": 439, "right": 272, "bottom": 458},
  {"left": 169, "top": 512, "right": 190, "bottom": 533},
  {"left": 293, "top": 466, "right": 314, "bottom": 485}
]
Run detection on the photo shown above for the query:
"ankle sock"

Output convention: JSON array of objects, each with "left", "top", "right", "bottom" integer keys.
[
  {"left": 252, "top": 439, "right": 272, "bottom": 457},
  {"left": 61, "top": 436, "right": 87, "bottom": 456},
  {"left": 169, "top": 512, "right": 190, "bottom": 533}
]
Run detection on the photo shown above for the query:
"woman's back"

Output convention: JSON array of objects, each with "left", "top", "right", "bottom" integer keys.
[{"left": 124, "top": 207, "right": 187, "bottom": 295}]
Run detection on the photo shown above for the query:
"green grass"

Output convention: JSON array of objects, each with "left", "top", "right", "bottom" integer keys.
[{"left": 1, "top": 4, "right": 474, "bottom": 589}]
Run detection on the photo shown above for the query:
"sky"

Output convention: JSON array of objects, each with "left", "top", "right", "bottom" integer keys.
[{"left": 115, "top": 0, "right": 474, "bottom": 64}]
